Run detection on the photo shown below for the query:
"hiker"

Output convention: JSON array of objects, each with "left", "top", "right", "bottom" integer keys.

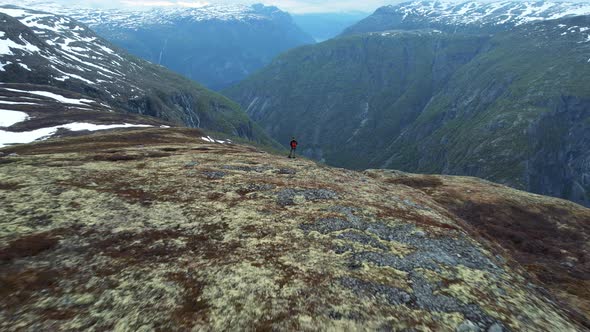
[{"left": 288, "top": 137, "right": 298, "bottom": 159}]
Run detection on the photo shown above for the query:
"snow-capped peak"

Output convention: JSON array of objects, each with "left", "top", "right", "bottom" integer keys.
[
  {"left": 0, "top": 5, "right": 129, "bottom": 86},
  {"left": 387, "top": 1, "right": 590, "bottom": 27},
  {"left": 0, "top": 1, "right": 284, "bottom": 29},
  {"left": 72, "top": 5, "right": 279, "bottom": 29}
]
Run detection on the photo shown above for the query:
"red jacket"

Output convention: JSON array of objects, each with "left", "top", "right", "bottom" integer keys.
[{"left": 290, "top": 140, "right": 298, "bottom": 149}]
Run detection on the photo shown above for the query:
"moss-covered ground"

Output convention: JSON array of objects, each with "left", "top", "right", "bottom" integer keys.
[{"left": 0, "top": 128, "right": 587, "bottom": 331}]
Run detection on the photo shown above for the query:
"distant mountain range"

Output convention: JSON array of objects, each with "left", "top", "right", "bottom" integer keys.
[
  {"left": 27, "top": 2, "right": 314, "bottom": 90},
  {"left": 0, "top": 5, "right": 276, "bottom": 147},
  {"left": 225, "top": 1, "right": 590, "bottom": 207}
]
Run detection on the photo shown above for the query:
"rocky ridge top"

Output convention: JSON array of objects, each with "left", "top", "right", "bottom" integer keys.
[{"left": 1, "top": 127, "right": 588, "bottom": 330}]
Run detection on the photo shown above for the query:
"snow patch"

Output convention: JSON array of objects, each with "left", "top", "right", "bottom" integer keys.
[
  {"left": 0, "top": 109, "right": 29, "bottom": 127},
  {"left": 23, "top": 14, "right": 61, "bottom": 32},
  {"left": 18, "top": 63, "right": 31, "bottom": 71},
  {"left": 201, "top": 136, "right": 231, "bottom": 144},
  {"left": 0, "top": 7, "right": 28, "bottom": 18},
  {"left": 0, "top": 61, "right": 12, "bottom": 71},
  {"left": 0, "top": 122, "right": 153, "bottom": 148},
  {"left": 0, "top": 34, "right": 40, "bottom": 56},
  {"left": 52, "top": 66, "right": 95, "bottom": 84},
  {"left": 64, "top": 123, "right": 152, "bottom": 132},
  {"left": 2, "top": 88, "right": 94, "bottom": 105},
  {"left": 0, "top": 100, "right": 38, "bottom": 105},
  {"left": 97, "top": 44, "right": 115, "bottom": 55}
]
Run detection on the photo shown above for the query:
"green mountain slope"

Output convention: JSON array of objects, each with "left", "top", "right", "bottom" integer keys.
[
  {"left": 224, "top": 16, "right": 590, "bottom": 206},
  {"left": 225, "top": 30, "right": 489, "bottom": 167},
  {"left": 376, "top": 16, "right": 590, "bottom": 205}
]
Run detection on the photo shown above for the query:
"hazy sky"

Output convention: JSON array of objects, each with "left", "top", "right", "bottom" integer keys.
[{"left": 49, "top": 0, "right": 392, "bottom": 13}]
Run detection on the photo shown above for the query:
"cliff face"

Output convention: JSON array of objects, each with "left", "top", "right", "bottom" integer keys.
[
  {"left": 526, "top": 96, "right": 590, "bottom": 207},
  {"left": 1, "top": 128, "right": 589, "bottom": 330},
  {"left": 377, "top": 16, "right": 590, "bottom": 207}
]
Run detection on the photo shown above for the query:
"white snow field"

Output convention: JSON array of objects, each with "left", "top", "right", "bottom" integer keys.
[
  {"left": 202, "top": 136, "right": 232, "bottom": 144},
  {"left": 0, "top": 109, "right": 29, "bottom": 127},
  {"left": 0, "top": 122, "right": 153, "bottom": 148}
]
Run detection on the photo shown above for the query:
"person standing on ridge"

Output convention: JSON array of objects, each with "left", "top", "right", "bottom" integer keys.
[{"left": 288, "top": 137, "right": 298, "bottom": 159}]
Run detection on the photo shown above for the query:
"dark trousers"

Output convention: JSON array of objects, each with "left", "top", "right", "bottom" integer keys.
[{"left": 289, "top": 148, "right": 296, "bottom": 158}]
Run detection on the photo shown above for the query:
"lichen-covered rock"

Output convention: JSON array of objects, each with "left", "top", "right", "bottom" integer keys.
[
  {"left": 202, "top": 171, "right": 226, "bottom": 179},
  {"left": 276, "top": 188, "right": 338, "bottom": 207},
  {"left": 0, "top": 128, "right": 588, "bottom": 331},
  {"left": 456, "top": 320, "right": 480, "bottom": 332},
  {"left": 276, "top": 168, "right": 297, "bottom": 175}
]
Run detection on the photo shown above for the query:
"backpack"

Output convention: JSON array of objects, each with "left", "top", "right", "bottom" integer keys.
[{"left": 290, "top": 140, "right": 298, "bottom": 148}]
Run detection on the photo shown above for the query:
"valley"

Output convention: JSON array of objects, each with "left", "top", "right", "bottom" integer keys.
[{"left": 226, "top": 2, "right": 590, "bottom": 207}]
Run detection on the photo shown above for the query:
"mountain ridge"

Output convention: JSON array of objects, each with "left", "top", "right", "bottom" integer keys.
[
  {"left": 0, "top": 127, "right": 589, "bottom": 330},
  {"left": 343, "top": 0, "right": 590, "bottom": 35}
]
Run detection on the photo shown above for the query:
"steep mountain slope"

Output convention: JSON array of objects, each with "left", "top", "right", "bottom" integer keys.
[
  {"left": 0, "top": 83, "right": 177, "bottom": 148},
  {"left": 226, "top": 31, "right": 490, "bottom": 166},
  {"left": 375, "top": 15, "right": 590, "bottom": 206},
  {"left": 1, "top": 127, "right": 589, "bottom": 330},
  {"left": 38, "top": 3, "right": 315, "bottom": 90},
  {"left": 225, "top": 13, "right": 590, "bottom": 207},
  {"left": 343, "top": 1, "right": 590, "bottom": 35},
  {"left": 0, "top": 6, "right": 276, "bottom": 146}
]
